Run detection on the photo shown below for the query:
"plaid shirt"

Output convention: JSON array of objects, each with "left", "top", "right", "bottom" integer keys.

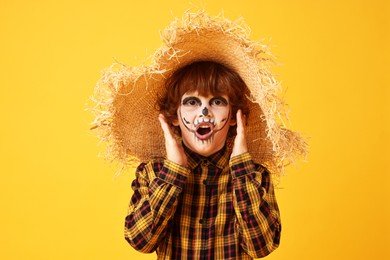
[{"left": 125, "top": 145, "right": 281, "bottom": 259}]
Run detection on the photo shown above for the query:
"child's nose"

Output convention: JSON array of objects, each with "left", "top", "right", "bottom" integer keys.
[
  {"left": 202, "top": 107, "right": 209, "bottom": 116},
  {"left": 200, "top": 106, "right": 213, "bottom": 117}
]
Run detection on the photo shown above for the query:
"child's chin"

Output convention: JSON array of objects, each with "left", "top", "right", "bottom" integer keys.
[{"left": 186, "top": 140, "right": 224, "bottom": 157}]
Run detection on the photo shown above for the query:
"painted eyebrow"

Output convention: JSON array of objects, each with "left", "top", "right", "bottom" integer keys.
[
  {"left": 182, "top": 96, "right": 201, "bottom": 105},
  {"left": 210, "top": 96, "right": 228, "bottom": 105}
]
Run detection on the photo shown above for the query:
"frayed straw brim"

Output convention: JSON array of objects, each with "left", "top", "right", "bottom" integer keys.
[{"left": 90, "top": 10, "right": 308, "bottom": 177}]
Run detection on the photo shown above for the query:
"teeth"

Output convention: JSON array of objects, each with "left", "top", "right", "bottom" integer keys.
[{"left": 194, "top": 117, "right": 215, "bottom": 127}]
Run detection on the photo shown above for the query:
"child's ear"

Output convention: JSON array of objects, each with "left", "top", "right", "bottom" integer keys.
[
  {"left": 230, "top": 116, "right": 237, "bottom": 126},
  {"left": 172, "top": 118, "right": 180, "bottom": 126}
]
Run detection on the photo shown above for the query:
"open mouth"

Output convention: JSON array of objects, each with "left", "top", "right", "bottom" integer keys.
[{"left": 196, "top": 123, "right": 214, "bottom": 140}]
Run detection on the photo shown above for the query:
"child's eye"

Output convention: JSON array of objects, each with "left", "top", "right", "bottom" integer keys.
[
  {"left": 210, "top": 97, "right": 228, "bottom": 106},
  {"left": 212, "top": 100, "right": 222, "bottom": 105},
  {"left": 182, "top": 97, "right": 201, "bottom": 106}
]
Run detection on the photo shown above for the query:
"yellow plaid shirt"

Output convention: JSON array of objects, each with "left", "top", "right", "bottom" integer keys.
[{"left": 125, "top": 145, "right": 281, "bottom": 259}]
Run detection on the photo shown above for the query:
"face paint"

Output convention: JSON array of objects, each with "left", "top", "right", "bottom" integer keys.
[
  {"left": 202, "top": 107, "right": 208, "bottom": 116},
  {"left": 175, "top": 91, "right": 235, "bottom": 156},
  {"left": 179, "top": 109, "right": 230, "bottom": 140}
]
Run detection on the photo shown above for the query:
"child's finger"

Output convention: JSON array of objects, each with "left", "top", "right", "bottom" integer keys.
[
  {"left": 236, "top": 109, "right": 245, "bottom": 133},
  {"left": 158, "top": 114, "right": 172, "bottom": 137}
]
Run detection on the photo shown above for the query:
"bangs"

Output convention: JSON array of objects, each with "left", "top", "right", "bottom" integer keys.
[{"left": 175, "top": 61, "right": 236, "bottom": 98}]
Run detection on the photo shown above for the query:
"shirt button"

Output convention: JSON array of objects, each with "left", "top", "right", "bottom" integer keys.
[
  {"left": 199, "top": 219, "right": 204, "bottom": 224},
  {"left": 203, "top": 180, "right": 208, "bottom": 185},
  {"left": 201, "top": 159, "right": 208, "bottom": 167}
]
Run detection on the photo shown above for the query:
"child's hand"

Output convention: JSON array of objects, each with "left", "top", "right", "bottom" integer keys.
[
  {"left": 158, "top": 114, "right": 188, "bottom": 167},
  {"left": 231, "top": 109, "right": 248, "bottom": 157}
]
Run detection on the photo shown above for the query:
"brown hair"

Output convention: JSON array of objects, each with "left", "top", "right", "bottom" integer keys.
[{"left": 157, "top": 61, "right": 250, "bottom": 136}]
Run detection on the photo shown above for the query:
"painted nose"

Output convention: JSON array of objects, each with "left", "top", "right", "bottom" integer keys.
[{"left": 202, "top": 107, "right": 209, "bottom": 116}]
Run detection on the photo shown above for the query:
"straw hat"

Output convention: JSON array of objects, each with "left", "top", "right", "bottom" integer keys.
[{"left": 91, "top": 10, "right": 307, "bottom": 177}]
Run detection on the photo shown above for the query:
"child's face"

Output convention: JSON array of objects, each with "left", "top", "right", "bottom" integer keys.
[{"left": 173, "top": 91, "right": 236, "bottom": 157}]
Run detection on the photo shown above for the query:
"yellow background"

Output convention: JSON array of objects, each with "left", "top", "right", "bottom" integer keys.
[{"left": 1, "top": 0, "right": 388, "bottom": 259}]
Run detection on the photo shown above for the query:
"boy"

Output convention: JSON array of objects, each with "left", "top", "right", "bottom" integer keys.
[
  {"left": 124, "top": 61, "right": 280, "bottom": 259},
  {"left": 91, "top": 11, "right": 306, "bottom": 260}
]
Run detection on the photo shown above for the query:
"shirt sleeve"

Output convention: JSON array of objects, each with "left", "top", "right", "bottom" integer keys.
[
  {"left": 230, "top": 152, "right": 281, "bottom": 258},
  {"left": 124, "top": 159, "right": 190, "bottom": 253}
]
